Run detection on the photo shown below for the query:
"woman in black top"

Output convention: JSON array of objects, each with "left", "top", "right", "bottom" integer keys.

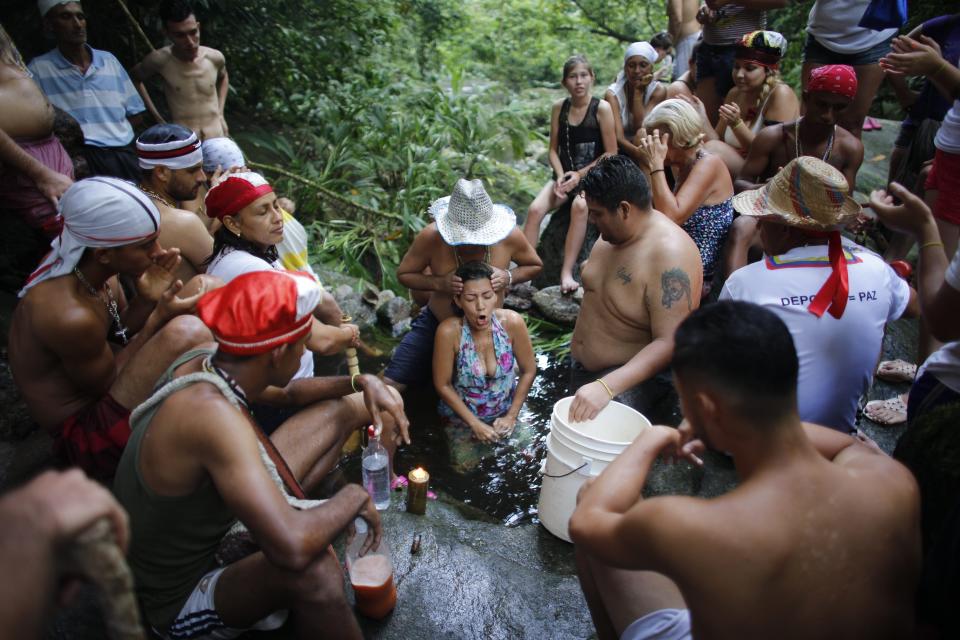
[{"left": 523, "top": 55, "right": 617, "bottom": 294}]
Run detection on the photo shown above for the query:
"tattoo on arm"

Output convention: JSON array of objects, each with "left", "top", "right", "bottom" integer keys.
[
  {"left": 616, "top": 266, "right": 632, "bottom": 285},
  {"left": 661, "top": 268, "right": 692, "bottom": 310}
]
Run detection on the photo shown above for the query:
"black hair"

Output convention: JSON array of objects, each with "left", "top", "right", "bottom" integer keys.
[
  {"left": 650, "top": 31, "right": 673, "bottom": 51},
  {"left": 137, "top": 123, "right": 194, "bottom": 145},
  {"left": 673, "top": 301, "right": 798, "bottom": 423},
  {"left": 455, "top": 260, "right": 493, "bottom": 283},
  {"left": 159, "top": 0, "right": 194, "bottom": 24},
  {"left": 204, "top": 227, "right": 279, "bottom": 267},
  {"left": 579, "top": 155, "right": 651, "bottom": 213}
]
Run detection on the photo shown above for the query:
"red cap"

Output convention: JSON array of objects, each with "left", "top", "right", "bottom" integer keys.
[
  {"left": 205, "top": 172, "right": 274, "bottom": 221},
  {"left": 197, "top": 270, "right": 320, "bottom": 355},
  {"left": 807, "top": 65, "right": 858, "bottom": 101}
]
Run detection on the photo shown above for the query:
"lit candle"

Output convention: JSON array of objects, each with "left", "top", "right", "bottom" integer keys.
[{"left": 406, "top": 467, "right": 429, "bottom": 515}]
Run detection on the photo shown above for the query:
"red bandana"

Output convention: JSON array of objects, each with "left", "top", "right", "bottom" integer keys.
[
  {"left": 806, "top": 230, "right": 849, "bottom": 319},
  {"left": 205, "top": 172, "right": 274, "bottom": 221},
  {"left": 807, "top": 64, "right": 858, "bottom": 101}
]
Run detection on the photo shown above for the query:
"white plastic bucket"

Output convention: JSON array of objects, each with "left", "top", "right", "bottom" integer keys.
[{"left": 537, "top": 397, "right": 650, "bottom": 542}]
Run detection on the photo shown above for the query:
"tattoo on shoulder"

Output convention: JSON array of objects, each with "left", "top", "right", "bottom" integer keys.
[
  {"left": 616, "top": 266, "right": 632, "bottom": 285},
  {"left": 661, "top": 268, "right": 692, "bottom": 310}
]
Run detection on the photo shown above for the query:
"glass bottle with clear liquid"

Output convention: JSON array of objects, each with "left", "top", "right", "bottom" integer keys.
[{"left": 361, "top": 425, "right": 391, "bottom": 510}]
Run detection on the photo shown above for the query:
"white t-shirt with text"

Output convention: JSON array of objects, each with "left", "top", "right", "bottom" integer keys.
[{"left": 720, "top": 242, "right": 911, "bottom": 432}]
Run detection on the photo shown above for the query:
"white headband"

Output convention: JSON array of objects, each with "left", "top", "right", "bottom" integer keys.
[
  {"left": 38, "top": 0, "right": 72, "bottom": 17},
  {"left": 136, "top": 132, "right": 203, "bottom": 170},
  {"left": 624, "top": 41, "right": 658, "bottom": 64}
]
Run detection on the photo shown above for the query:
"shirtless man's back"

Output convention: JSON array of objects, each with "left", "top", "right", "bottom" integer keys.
[
  {"left": 572, "top": 301, "right": 920, "bottom": 640},
  {"left": 568, "top": 155, "right": 702, "bottom": 423},
  {"left": 133, "top": 6, "right": 228, "bottom": 139}
]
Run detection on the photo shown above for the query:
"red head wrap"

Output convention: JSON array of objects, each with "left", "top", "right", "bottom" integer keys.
[
  {"left": 807, "top": 64, "right": 858, "bottom": 101},
  {"left": 205, "top": 172, "right": 274, "bottom": 221},
  {"left": 197, "top": 270, "right": 320, "bottom": 355}
]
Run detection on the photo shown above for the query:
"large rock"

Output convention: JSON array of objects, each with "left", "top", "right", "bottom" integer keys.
[
  {"left": 314, "top": 265, "right": 364, "bottom": 292},
  {"left": 378, "top": 296, "right": 413, "bottom": 336},
  {"left": 532, "top": 286, "right": 580, "bottom": 327},
  {"left": 333, "top": 287, "right": 377, "bottom": 331},
  {"left": 531, "top": 201, "right": 598, "bottom": 289}
]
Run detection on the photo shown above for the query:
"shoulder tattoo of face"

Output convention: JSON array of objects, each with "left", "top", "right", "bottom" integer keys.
[
  {"left": 616, "top": 266, "right": 632, "bottom": 285},
  {"left": 661, "top": 268, "right": 692, "bottom": 310}
]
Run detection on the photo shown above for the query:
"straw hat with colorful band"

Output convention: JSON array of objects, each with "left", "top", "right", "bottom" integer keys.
[
  {"left": 733, "top": 157, "right": 860, "bottom": 319},
  {"left": 735, "top": 30, "right": 788, "bottom": 69},
  {"left": 205, "top": 172, "right": 274, "bottom": 221},
  {"left": 429, "top": 178, "right": 516, "bottom": 246},
  {"left": 807, "top": 64, "right": 858, "bottom": 101},
  {"left": 197, "top": 270, "right": 321, "bottom": 356},
  {"left": 136, "top": 129, "right": 203, "bottom": 171}
]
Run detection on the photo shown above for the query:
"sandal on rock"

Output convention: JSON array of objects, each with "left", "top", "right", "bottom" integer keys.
[
  {"left": 864, "top": 395, "right": 908, "bottom": 426},
  {"left": 875, "top": 359, "right": 917, "bottom": 383},
  {"left": 863, "top": 117, "right": 882, "bottom": 131}
]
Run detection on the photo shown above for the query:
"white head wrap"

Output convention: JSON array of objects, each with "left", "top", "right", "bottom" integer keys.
[
  {"left": 38, "top": 0, "right": 72, "bottom": 17},
  {"left": 20, "top": 177, "right": 160, "bottom": 298},
  {"left": 136, "top": 129, "right": 202, "bottom": 171},
  {"left": 201, "top": 137, "right": 245, "bottom": 174},
  {"left": 624, "top": 41, "right": 658, "bottom": 64}
]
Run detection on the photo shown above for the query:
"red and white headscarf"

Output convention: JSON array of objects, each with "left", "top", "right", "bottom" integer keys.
[
  {"left": 19, "top": 177, "right": 160, "bottom": 298},
  {"left": 197, "top": 270, "right": 320, "bottom": 355},
  {"left": 807, "top": 64, "right": 858, "bottom": 101},
  {"left": 136, "top": 129, "right": 203, "bottom": 171},
  {"left": 205, "top": 172, "right": 274, "bottom": 221}
]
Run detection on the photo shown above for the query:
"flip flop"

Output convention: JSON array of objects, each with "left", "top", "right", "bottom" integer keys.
[
  {"left": 864, "top": 395, "right": 907, "bottom": 426},
  {"left": 862, "top": 117, "right": 883, "bottom": 131},
  {"left": 875, "top": 359, "right": 917, "bottom": 383}
]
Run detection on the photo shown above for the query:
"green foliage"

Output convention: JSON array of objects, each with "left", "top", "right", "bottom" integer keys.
[{"left": 524, "top": 315, "right": 572, "bottom": 357}]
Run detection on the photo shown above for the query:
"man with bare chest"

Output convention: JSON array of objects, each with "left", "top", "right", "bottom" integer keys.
[
  {"left": 568, "top": 155, "right": 702, "bottom": 424},
  {"left": 136, "top": 123, "right": 213, "bottom": 283},
  {"left": 384, "top": 179, "right": 541, "bottom": 391},
  {"left": 8, "top": 177, "right": 213, "bottom": 481},
  {"left": 725, "top": 65, "right": 865, "bottom": 275},
  {"left": 132, "top": 1, "right": 229, "bottom": 139},
  {"left": 667, "top": 0, "right": 701, "bottom": 80},
  {"left": 0, "top": 25, "right": 73, "bottom": 241}
]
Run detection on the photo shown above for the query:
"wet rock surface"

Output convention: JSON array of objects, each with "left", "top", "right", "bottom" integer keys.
[
  {"left": 532, "top": 202, "right": 598, "bottom": 290},
  {"left": 532, "top": 286, "right": 580, "bottom": 327}
]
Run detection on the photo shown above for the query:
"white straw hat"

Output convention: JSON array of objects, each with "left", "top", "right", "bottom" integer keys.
[
  {"left": 732, "top": 156, "right": 860, "bottom": 230},
  {"left": 429, "top": 178, "right": 516, "bottom": 246}
]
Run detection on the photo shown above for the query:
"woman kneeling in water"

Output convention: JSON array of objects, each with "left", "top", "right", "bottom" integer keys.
[{"left": 433, "top": 261, "right": 537, "bottom": 443}]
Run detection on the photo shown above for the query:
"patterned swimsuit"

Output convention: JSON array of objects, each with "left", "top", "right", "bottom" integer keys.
[
  {"left": 682, "top": 199, "right": 734, "bottom": 277},
  {"left": 438, "top": 313, "right": 518, "bottom": 423}
]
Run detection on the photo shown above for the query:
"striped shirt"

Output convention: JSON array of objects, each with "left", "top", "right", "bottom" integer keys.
[
  {"left": 702, "top": 6, "right": 766, "bottom": 46},
  {"left": 27, "top": 45, "right": 145, "bottom": 148}
]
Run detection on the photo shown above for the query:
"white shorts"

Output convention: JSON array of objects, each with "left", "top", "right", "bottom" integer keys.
[
  {"left": 163, "top": 567, "right": 288, "bottom": 640},
  {"left": 621, "top": 608, "right": 692, "bottom": 640}
]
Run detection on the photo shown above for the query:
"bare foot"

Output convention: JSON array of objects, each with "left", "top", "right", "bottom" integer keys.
[{"left": 560, "top": 274, "right": 579, "bottom": 295}]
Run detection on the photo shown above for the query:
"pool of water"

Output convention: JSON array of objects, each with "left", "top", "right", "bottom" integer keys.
[{"left": 320, "top": 350, "right": 570, "bottom": 527}]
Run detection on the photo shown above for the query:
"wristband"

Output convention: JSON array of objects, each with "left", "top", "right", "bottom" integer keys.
[
  {"left": 920, "top": 241, "right": 944, "bottom": 251},
  {"left": 506, "top": 269, "right": 513, "bottom": 287},
  {"left": 351, "top": 372, "right": 361, "bottom": 393},
  {"left": 650, "top": 169, "right": 665, "bottom": 175},
  {"left": 595, "top": 378, "right": 615, "bottom": 399},
  {"left": 729, "top": 118, "right": 743, "bottom": 128}
]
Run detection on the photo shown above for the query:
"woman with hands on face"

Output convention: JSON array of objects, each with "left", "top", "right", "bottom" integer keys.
[
  {"left": 604, "top": 41, "right": 667, "bottom": 165},
  {"left": 524, "top": 54, "right": 617, "bottom": 294},
  {"left": 432, "top": 261, "right": 537, "bottom": 444},
  {"left": 705, "top": 30, "right": 799, "bottom": 177},
  {"left": 636, "top": 99, "right": 734, "bottom": 292}
]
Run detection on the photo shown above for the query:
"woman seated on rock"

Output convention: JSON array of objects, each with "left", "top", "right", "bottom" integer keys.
[
  {"left": 524, "top": 54, "right": 616, "bottom": 294},
  {"left": 433, "top": 261, "right": 536, "bottom": 443},
  {"left": 704, "top": 30, "right": 799, "bottom": 177},
  {"left": 604, "top": 41, "right": 667, "bottom": 165},
  {"left": 637, "top": 98, "right": 734, "bottom": 293}
]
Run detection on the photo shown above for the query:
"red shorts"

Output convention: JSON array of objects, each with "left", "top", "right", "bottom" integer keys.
[
  {"left": 56, "top": 394, "right": 131, "bottom": 482},
  {"left": 925, "top": 148, "right": 960, "bottom": 225}
]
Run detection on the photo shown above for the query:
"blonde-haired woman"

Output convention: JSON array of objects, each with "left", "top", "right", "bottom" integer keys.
[
  {"left": 637, "top": 98, "right": 734, "bottom": 290},
  {"left": 705, "top": 31, "right": 800, "bottom": 177}
]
